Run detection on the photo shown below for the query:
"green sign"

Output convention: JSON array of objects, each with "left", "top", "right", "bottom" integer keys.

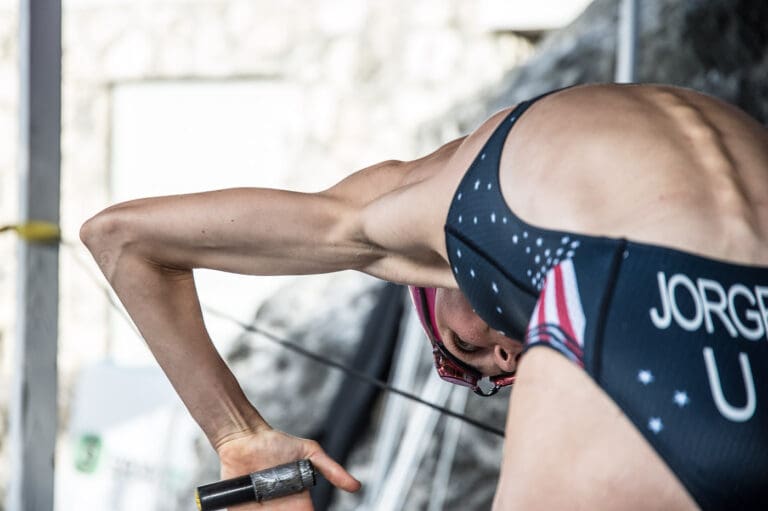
[{"left": 74, "top": 434, "right": 102, "bottom": 474}]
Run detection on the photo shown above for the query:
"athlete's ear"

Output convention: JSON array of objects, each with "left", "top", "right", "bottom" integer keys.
[{"left": 493, "top": 345, "right": 517, "bottom": 374}]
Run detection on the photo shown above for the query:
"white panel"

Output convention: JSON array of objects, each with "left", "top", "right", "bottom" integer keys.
[
  {"left": 109, "top": 80, "right": 306, "bottom": 364},
  {"left": 110, "top": 80, "right": 305, "bottom": 200}
]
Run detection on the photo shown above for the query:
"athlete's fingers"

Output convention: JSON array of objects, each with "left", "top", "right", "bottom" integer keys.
[{"left": 306, "top": 445, "right": 361, "bottom": 493}]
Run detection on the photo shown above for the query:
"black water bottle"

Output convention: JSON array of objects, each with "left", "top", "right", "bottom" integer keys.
[{"left": 195, "top": 459, "right": 317, "bottom": 511}]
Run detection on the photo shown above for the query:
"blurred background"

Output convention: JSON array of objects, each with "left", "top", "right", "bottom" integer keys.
[{"left": 0, "top": 0, "right": 766, "bottom": 510}]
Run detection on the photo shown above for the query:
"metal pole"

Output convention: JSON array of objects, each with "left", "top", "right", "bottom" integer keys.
[
  {"left": 7, "top": 0, "right": 62, "bottom": 510},
  {"left": 615, "top": 0, "right": 639, "bottom": 83}
]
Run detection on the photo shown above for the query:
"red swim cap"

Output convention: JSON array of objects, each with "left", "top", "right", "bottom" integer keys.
[{"left": 408, "top": 286, "right": 441, "bottom": 342}]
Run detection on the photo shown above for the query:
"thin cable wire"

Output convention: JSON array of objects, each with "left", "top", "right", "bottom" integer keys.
[
  {"left": 203, "top": 305, "right": 505, "bottom": 438},
  {"left": 62, "top": 240, "right": 142, "bottom": 338},
  {"left": 62, "top": 241, "right": 505, "bottom": 438}
]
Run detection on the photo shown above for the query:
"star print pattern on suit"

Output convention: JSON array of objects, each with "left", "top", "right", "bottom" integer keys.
[
  {"left": 673, "top": 390, "right": 689, "bottom": 407},
  {"left": 445, "top": 100, "right": 586, "bottom": 341},
  {"left": 638, "top": 369, "right": 654, "bottom": 384},
  {"left": 451, "top": 181, "right": 582, "bottom": 293},
  {"left": 634, "top": 367, "right": 691, "bottom": 435}
]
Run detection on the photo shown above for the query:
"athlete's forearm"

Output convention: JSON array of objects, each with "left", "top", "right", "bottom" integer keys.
[{"left": 86, "top": 242, "right": 267, "bottom": 447}]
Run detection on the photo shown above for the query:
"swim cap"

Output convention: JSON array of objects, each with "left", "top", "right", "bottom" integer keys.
[{"left": 408, "top": 286, "right": 441, "bottom": 342}]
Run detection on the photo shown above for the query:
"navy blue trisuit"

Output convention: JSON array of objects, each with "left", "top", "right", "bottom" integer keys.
[{"left": 444, "top": 90, "right": 768, "bottom": 510}]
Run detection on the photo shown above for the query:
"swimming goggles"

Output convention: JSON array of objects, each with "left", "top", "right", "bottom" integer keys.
[{"left": 409, "top": 286, "right": 516, "bottom": 396}]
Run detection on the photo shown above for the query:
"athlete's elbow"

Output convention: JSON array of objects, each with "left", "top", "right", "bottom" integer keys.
[{"left": 80, "top": 205, "right": 141, "bottom": 280}]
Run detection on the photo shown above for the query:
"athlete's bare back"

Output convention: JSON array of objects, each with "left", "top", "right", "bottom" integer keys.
[{"left": 497, "top": 84, "right": 768, "bottom": 265}]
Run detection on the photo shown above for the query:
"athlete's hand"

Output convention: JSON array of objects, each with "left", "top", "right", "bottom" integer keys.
[{"left": 215, "top": 427, "right": 361, "bottom": 511}]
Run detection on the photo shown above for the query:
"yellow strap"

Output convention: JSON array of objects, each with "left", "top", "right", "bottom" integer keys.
[{"left": 0, "top": 221, "right": 61, "bottom": 243}]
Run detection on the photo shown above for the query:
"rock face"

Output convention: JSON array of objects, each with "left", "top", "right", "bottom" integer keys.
[{"left": 484, "top": 0, "right": 768, "bottom": 122}]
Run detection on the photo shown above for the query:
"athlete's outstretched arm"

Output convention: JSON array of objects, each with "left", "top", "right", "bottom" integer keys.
[
  {"left": 80, "top": 105, "right": 513, "bottom": 510},
  {"left": 79, "top": 137, "right": 468, "bottom": 508}
]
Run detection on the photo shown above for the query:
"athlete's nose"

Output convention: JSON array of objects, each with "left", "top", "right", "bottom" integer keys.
[{"left": 493, "top": 345, "right": 517, "bottom": 373}]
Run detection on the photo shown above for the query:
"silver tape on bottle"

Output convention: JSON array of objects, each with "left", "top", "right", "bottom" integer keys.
[{"left": 251, "top": 459, "right": 317, "bottom": 502}]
